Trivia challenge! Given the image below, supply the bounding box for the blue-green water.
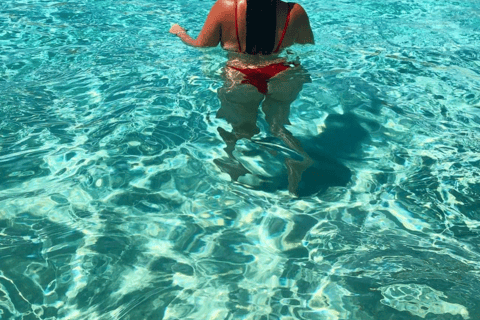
[1,0,480,319]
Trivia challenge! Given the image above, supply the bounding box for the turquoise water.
[1,0,480,319]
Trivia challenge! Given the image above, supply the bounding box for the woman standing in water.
[170,0,315,195]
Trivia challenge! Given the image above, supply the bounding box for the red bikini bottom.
[229,63,291,95]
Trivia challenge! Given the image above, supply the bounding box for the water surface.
[1,0,480,319]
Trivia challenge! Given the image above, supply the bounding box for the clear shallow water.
[1,0,480,319]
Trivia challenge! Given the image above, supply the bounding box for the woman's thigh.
[216,67,264,136]
[263,65,311,126]
[266,64,311,102]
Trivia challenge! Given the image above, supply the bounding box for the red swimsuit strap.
[273,3,293,53]
[235,0,242,53]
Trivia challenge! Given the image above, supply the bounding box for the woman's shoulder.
[284,2,310,30]
[213,0,236,10]
[287,2,308,18]
[286,2,314,44]
[205,0,237,21]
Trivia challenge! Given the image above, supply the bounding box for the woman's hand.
[169,24,186,36]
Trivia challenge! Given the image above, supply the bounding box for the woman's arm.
[170,0,223,47]
[294,4,314,44]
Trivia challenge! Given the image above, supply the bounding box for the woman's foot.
[214,158,250,182]
[285,156,314,196]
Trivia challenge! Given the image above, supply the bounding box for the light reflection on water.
[1,0,480,319]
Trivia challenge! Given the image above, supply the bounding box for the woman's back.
[233,0,291,54]
[222,0,313,53]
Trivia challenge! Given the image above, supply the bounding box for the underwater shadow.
[296,112,370,196]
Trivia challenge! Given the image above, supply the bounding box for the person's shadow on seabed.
[213,60,355,197]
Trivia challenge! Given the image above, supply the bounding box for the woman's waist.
[227,58,299,70]
[226,52,293,69]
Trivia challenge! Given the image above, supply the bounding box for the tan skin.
[170,0,315,195]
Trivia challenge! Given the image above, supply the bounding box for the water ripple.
[1,0,480,319]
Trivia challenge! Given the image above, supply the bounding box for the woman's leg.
[262,66,313,195]
[215,68,264,180]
